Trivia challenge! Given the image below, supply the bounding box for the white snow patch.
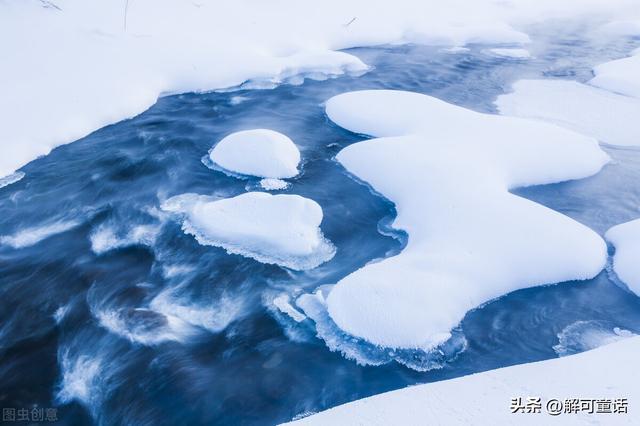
[0,219,81,249]
[496,79,640,146]
[485,47,531,58]
[209,129,300,179]
[284,337,640,425]
[591,49,640,99]
[161,192,335,270]
[260,178,290,191]
[606,218,640,295]
[321,89,607,351]
[4,0,640,178]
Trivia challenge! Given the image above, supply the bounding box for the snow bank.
[284,336,640,425]
[321,90,607,350]
[591,48,640,99]
[209,129,300,179]
[3,0,640,179]
[496,80,640,146]
[606,219,640,295]
[162,192,335,270]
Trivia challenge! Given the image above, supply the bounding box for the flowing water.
[1,30,640,425]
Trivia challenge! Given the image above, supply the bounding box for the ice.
[0,171,25,189]
[273,294,307,323]
[209,129,300,179]
[319,89,607,350]
[495,79,640,146]
[0,219,81,249]
[284,337,640,425]
[591,48,640,99]
[485,47,531,58]
[4,0,640,178]
[161,192,336,270]
[553,320,635,357]
[260,178,290,191]
[606,218,640,295]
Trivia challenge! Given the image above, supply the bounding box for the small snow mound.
[161,192,335,270]
[260,178,289,191]
[606,218,640,295]
[553,320,635,357]
[209,129,301,179]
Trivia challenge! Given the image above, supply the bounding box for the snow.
[321,90,608,350]
[591,48,640,99]
[485,48,531,58]
[284,336,640,425]
[260,178,290,191]
[273,294,307,323]
[552,320,635,357]
[89,223,160,254]
[161,192,335,270]
[496,80,640,146]
[606,219,640,295]
[3,0,640,179]
[209,129,300,179]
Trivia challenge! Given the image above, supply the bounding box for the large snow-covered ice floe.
[315,89,608,351]
[4,0,640,179]
[606,218,640,295]
[208,129,301,179]
[591,47,640,99]
[161,192,335,270]
[284,336,640,425]
[495,79,640,146]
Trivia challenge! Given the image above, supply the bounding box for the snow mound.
[4,0,640,178]
[485,47,531,58]
[592,49,640,99]
[320,89,607,351]
[161,192,335,270]
[606,218,640,295]
[284,336,640,425]
[553,320,635,357]
[209,129,301,179]
[496,79,640,146]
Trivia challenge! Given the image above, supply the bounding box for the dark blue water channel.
[1,33,640,425]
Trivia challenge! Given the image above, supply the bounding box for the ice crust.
[209,129,301,179]
[606,218,640,296]
[161,192,335,270]
[3,0,640,178]
[321,89,608,350]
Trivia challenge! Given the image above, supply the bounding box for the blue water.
[2,34,640,425]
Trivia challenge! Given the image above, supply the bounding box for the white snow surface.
[323,90,608,350]
[284,336,640,425]
[161,192,335,270]
[3,0,640,178]
[606,218,640,295]
[496,79,640,146]
[592,48,640,99]
[209,129,300,179]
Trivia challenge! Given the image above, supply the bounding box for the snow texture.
[284,336,640,425]
[3,0,640,178]
[592,48,640,99]
[495,79,640,146]
[322,90,608,350]
[161,192,335,270]
[209,129,301,179]
[606,218,640,296]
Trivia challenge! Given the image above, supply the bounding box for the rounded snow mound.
[162,192,335,271]
[209,129,301,179]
